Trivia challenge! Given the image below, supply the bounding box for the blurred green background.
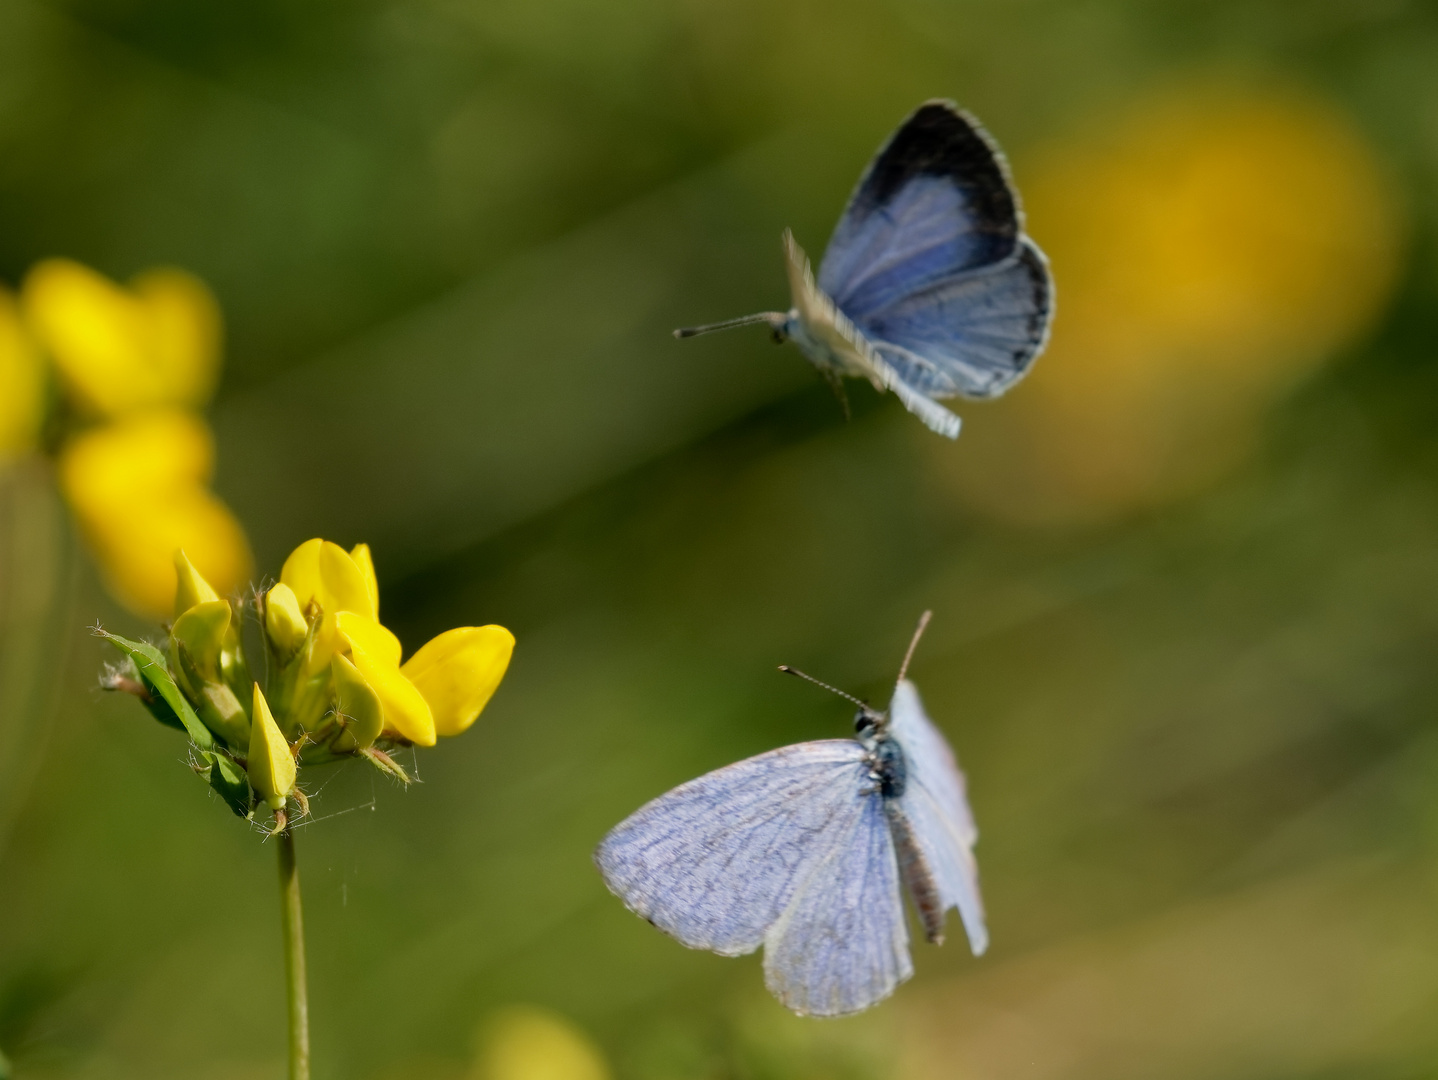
[4,0,1438,1077]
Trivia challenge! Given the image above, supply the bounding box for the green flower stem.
[277,824,310,1080]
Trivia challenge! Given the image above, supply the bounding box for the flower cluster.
[0,259,249,616]
[102,540,514,829]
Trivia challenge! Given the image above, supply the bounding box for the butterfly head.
[853,704,888,742]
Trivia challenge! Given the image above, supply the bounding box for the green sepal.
[98,629,217,751]
[199,751,252,818]
[173,640,252,750]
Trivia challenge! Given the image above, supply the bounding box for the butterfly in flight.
[675,100,1053,439]
[593,612,985,1017]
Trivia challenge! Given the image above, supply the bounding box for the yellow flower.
[271,537,514,748]
[21,259,220,417]
[0,288,45,462]
[58,410,251,616]
[6,257,249,618]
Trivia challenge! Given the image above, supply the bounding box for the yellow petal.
[249,683,296,810]
[0,288,45,461]
[348,641,435,746]
[350,542,379,619]
[303,611,342,679]
[335,611,402,668]
[58,411,251,617]
[280,538,375,619]
[174,548,221,615]
[402,625,514,738]
[264,582,309,658]
[318,540,374,618]
[279,538,322,606]
[131,267,221,407]
[330,654,383,752]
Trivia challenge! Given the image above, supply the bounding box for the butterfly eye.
[853,709,876,736]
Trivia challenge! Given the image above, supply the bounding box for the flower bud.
[169,599,251,748]
[330,654,383,751]
[174,548,220,616]
[171,598,229,682]
[264,582,308,659]
[248,684,296,811]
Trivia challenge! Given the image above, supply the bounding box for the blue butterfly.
[676,100,1053,438]
[594,613,986,1017]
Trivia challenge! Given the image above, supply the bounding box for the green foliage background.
[4,0,1438,1077]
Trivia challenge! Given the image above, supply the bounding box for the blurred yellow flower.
[22,258,220,417]
[474,1006,610,1080]
[58,410,251,616]
[2,257,248,617]
[0,288,45,462]
[935,81,1403,523]
[272,537,514,747]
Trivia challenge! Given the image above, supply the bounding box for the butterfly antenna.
[673,312,787,339]
[896,610,932,684]
[778,666,869,709]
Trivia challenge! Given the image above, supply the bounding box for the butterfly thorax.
[856,709,907,799]
[779,310,861,379]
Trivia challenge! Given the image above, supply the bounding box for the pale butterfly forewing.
[594,740,875,956]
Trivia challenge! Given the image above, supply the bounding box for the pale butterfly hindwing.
[762,791,912,1016]
[887,679,988,954]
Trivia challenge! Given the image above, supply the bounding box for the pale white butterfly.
[594,613,986,1017]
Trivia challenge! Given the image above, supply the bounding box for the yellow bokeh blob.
[0,288,45,461]
[58,409,251,616]
[473,1006,610,1080]
[936,82,1403,523]
[22,259,220,418]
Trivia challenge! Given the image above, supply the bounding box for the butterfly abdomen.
[885,801,946,945]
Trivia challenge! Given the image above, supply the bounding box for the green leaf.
[97,629,216,752]
[199,751,252,818]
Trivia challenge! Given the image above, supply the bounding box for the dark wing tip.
[851,100,1021,255]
